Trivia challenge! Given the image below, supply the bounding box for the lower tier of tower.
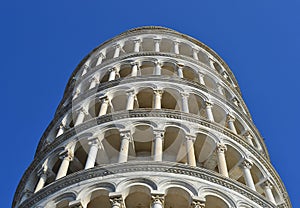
[18,162,276,208]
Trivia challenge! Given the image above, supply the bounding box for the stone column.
[205,101,214,122]
[113,44,121,58]
[232,97,239,106]
[73,88,80,100]
[126,90,136,110]
[98,97,110,116]
[241,159,256,191]
[154,61,162,75]
[134,39,141,52]
[176,63,184,78]
[186,135,196,167]
[153,130,164,161]
[174,41,180,54]
[153,89,163,109]
[118,131,131,163]
[208,58,215,70]
[55,150,73,180]
[108,67,117,81]
[216,143,229,177]
[227,114,237,134]
[198,73,205,85]
[110,195,123,208]
[89,75,100,89]
[192,48,199,60]
[34,168,48,193]
[181,92,189,113]
[84,138,100,169]
[56,123,65,137]
[263,181,276,204]
[154,38,161,52]
[151,194,164,208]
[131,62,139,77]
[81,59,91,76]
[244,131,254,146]
[217,84,224,95]
[74,107,89,126]
[96,52,105,66]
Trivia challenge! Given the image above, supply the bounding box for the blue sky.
[1,1,299,207]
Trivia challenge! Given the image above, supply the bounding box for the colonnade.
[33,130,276,204]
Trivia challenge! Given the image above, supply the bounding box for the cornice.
[14,110,289,207]
[16,162,277,208]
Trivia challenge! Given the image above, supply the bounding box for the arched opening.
[124,185,151,208]
[205,195,229,208]
[194,133,216,169]
[140,61,155,76]
[100,129,121,164]
[198,50,209,65]
[119,63,132,78]
[131,125,154,160]
[188,94,205,117]
[203,75,217,91]
[183,66,198,82]
[110,91,127,112]
[180,42,192,57]
[163,127,186,163]
[211,104,227,125]
[87,189,110,208]
[226,145,243,182]
[56,200,69,208]
[164,187,191,208]
[142,38,155,51]
[88,99,101,118]
[68,141,88,174]
[234,119,246,135]
[160,38,173,53]
[161,62,176,76]
[136,88,153,109]
[123,40,134,53]
[161,89,181,110]
[99,69,110,83]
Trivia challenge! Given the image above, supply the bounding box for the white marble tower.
[13,26,291,208]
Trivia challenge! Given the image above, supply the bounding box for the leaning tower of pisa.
[13,26,291,208]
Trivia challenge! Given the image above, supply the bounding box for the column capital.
[192,47,199,52]
[151,193,164,205]
[180,92,190,98]
[96,51,105,58]
[227,114,236,122]
[98,96,109,103]
[153,38,162,42]
[130,61,139,66]
[153,89,164,96]
[109,194,124,207]
[37,166,48,178]
[69,200,83,208]
[59,150,73,161]
[241,159,253,169]
[113,44,121,49]
[244,131,253,139]
[153,130,165,139]
[109,67,118,72]
[204,100,213,108]
[126,89,136,96]
[89,76,100,84]
[154,60,162,66]
[133,38,141,43]
[262,180,273,189]
[78,107,89,116]
[217,142,227,153]
[186,135,196,142]
[176,62,185,68]
[87,137,100,146]
[120,131,131,141]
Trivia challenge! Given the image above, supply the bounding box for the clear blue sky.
[1,1,299,207]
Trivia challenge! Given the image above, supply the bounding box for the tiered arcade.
[13,26,291,208]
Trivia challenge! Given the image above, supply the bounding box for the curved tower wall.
[13,26,291,208]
